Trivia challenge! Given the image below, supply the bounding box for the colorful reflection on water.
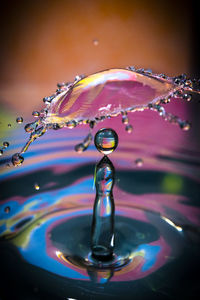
[0,97,200,298]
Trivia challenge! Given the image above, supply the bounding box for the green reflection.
[162,174,183,194]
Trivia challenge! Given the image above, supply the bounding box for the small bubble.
[125,124,133,133]
[94,128,118,155]
[32,111,40,117]
[34,183,40,190]
[4,206,10,213]
[135,158,143,167]
[0,149,3,156]
[8,123,11,128]
[183,93,192,102]
[3,141,9,148]
[12,153,24,167]
[93,39,99,46]
[16,117,23,124]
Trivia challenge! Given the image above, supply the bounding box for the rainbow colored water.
[0,67,200,299]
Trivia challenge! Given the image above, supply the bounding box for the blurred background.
[0,0,199,117]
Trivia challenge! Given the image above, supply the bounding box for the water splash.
[10,67,200,166]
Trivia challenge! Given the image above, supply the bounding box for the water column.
[91,128,118,260]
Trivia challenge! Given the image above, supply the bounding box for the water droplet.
[11,153,24,167]
[3,141,9,148]
[74,143,85,153]
[93,39,99,46]
[75,133,93,153]
[0,150,3,156]
[34,183,40,190]
[16,117,23,124]
[180,121,191,131]
[135,158,143,167]
[4,206,10,213]
[94,128,118,155]
[66,120,77,129]
[125,124,133,133]
[89,120,96,129]
[183,94,192,102]
[57,82,65,88]
[24,121,37,133]
[122,115,129,124]
[8,123,11,128]
[74,75,85,82]
[52,123,61,130]
[32,111,40,117]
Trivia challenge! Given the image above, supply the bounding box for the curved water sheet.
[45,68,177,124]
[9,67,200,165]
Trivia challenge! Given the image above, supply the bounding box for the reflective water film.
[0,67,200,299]
[6,67,200,166]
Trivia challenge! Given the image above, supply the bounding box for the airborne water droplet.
[4,206,10,213]
[66,120,77,129]
[25,122,37,133]
[32,111,40,117]
[135,158,143,167]
[74,143,85,153]
[94,128,118,155]
[122,115,129,124]
[3,141,9,148]
[125,124,133,133]
[34,183,40,190]
[16,117,23,124]
[11,153,24,166]
[183,93,192,102]
[180,121,191,131]
[93,39,99,46]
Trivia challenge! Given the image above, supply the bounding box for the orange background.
[0,0,198,117]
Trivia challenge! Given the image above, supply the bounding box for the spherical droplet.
[66,120,77,129]
[93,39,99,46]
[125,124,133,133]
[3,141,9,148]
[4,206,10,213]
[0,149,3,156]
[34,183,40,190]
[24,122,36,133]
[32,111,40,117]
[180,121,190,131]
[183,93,192,102]
[94,128,118,155]
[16,117,23,124]
[135,158,143,167]
[122,115,129,124]
[74,143,85,153]
[57,82,65,88]
[11,153,24,167]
